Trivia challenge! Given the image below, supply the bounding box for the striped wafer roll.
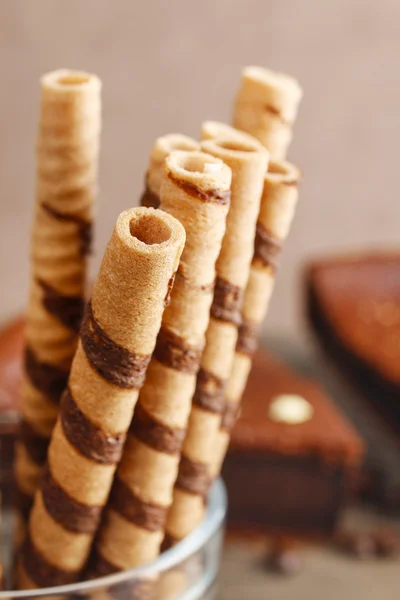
[164,136,269,545]
[15,70,101,524]
[140,134,199,209]
[211,159,301,478]
[88,151,231,573]
[17,207,185,589]
[233,66,302,159]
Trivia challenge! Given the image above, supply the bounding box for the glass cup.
[0,444,226,600]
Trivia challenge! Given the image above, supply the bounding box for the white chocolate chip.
[268,394,314,425]
[204,161,222,173]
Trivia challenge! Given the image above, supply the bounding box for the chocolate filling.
[22,533,79,587]
[20,419,49,464]
[109,475,167,531]
[192,368,226,414]
[129,403,185,455]
[25,345,69,404]
[42,202,92,256]
[221,401,241,432]
[168,173,231,205]
[153,327,203,374]
[164,272,176,307]
[175,454,211,497]
[236,318,260,356]
[81,300,151,389]
[60,387,126,464]
[37,278,85,333]
[253,223,282,270]
[211,276,243,326]
[41,466,102,534]
[139,184,160,209]
[86,548,120,577]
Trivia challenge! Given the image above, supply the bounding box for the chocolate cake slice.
[0,317,23,505]
[222,351,363,536]
[306,253,400,432]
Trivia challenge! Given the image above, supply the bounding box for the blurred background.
[1,0,399,340]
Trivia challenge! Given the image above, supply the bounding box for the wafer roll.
[15,70,102,519]
[201,121,258,145]
[140,134,199,209]
[211,159,301,478]
[17,207,185,589]
[88,152,231,573]
[165,136,269,545]
[233,66,302,159]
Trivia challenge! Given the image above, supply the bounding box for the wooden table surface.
[219,506,400,600]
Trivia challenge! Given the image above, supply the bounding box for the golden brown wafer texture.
[89,151,231,573]
[165,136,269,544]
[233,66,302,159]
[211,159,301,478]
[15,70,102,524]
[18,207,185,589]
[140,134,199,209]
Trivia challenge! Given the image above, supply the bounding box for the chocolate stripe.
[168,173,231,205]
[60,387,126,464]
[20,419,49,464]
[22,533,79,587]
[210,276,243,326]
[264,104,291,126]
[175,455,211,497]
[41,466,102,534]
[221,402,241,432]
[86,547,119,577]
[253,223,282,270]
[25,345,69,404]
[192,368,226,414]
[81,300,151,389]
[129,402,185,455]
[109,475,167,531]
[161,532,178,551]
[139,184,160,209]
[86,551,153,600]
[42,202,92,256]
[153,327,202,374]
[37,278,85,333]
[15,483,34,520]
[236,318,260,357]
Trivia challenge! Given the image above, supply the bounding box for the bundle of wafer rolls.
[10,64,302,593]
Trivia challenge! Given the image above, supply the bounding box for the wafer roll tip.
[165,150,232,194]
[40,69,102,93]
[242,66,303,104]
[115,206,186,258]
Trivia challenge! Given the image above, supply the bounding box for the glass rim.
[1,478,227,598]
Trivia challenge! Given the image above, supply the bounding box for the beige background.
[1,0,399,340]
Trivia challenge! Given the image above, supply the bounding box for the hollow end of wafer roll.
[200,121,259,145]
[241,66,302,116]
[151,134,200,165]
[201,135,268,162]
[41,69,102,94]
[117,207,184,256]
[267,159,301,184]
[165,150,232,195]
[145,134,200,201]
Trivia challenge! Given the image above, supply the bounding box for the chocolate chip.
[374,529,400,557]
[265,542,302,576]
[334,531,376,559]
